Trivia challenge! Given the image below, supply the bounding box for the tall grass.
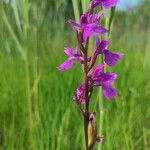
[0,0,150,150]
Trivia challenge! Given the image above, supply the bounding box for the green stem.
[72,0,80,22]
[98,7,116,150]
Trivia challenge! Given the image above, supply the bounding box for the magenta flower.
[95,37,123,66]
[90,64,118,99]
[92,0,118,9]
[68,13,107,41]
[57,47,83,71]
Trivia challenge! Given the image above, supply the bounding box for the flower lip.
[104,49,123,66]
[102,84,118,99]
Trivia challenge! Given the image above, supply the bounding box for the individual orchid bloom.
[90,64,118,99]
[74,85,86,104]
[57,47,83,71]
[68,13,107,41]
[92,0,118,9]
[95,37,123,66]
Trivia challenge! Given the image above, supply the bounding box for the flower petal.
[57,59,73,71]
[95,38,109,55]
[76,85,84,99]
[93,24,108,34]
[102,0,118,9]
[98,72,117,84]
[91,64,104,77]
[102,84,117,99]
[91,72,117,87]
[104,50,123,66]
[80,14,88,27]
[68,56,84,62]
[89,10,103,23]
[83,24,108,41]
[64,47,78,57]
[92,0,102,8]
[92,0,118,8]
[68,19,82,31]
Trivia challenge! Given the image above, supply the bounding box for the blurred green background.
[0,0,150,149]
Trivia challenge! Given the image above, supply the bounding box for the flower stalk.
[57,0,123,149]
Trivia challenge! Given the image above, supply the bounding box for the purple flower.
[90,64,118,99]
[68,13,107,41]
[57,47,83,71]
[74,85,86,104]
[95,37,123,66]
[92,0,118,9]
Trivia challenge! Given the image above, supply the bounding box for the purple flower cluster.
[57,0,122,148]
